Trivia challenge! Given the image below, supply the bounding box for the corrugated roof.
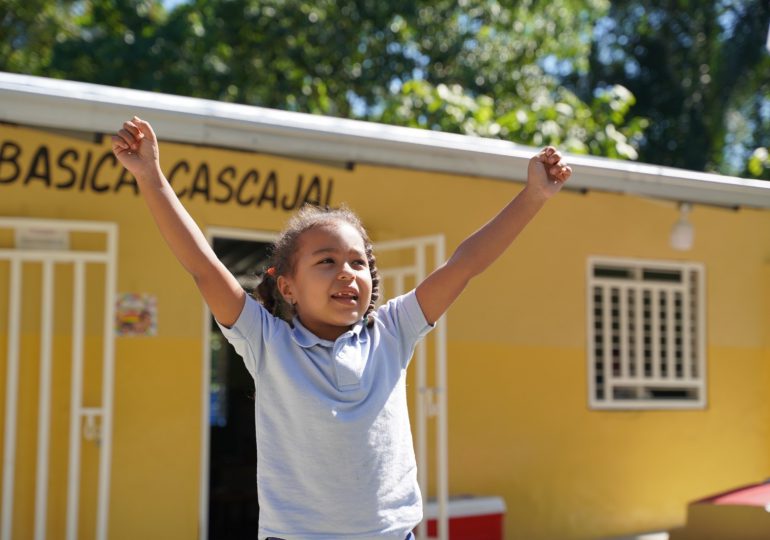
[2,71,770,210]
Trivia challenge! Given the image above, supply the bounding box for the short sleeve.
[374,289,435,367]
[215,294,272,378]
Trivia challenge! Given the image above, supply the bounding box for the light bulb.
[670,203,694,251]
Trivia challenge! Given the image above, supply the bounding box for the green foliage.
[376,78,646,159]
[747,148,770,180]
[0,0,80,73]
[582,0,770,175]
[47,0,168,89]
[368,0,649,158]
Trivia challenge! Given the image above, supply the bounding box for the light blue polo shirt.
[217,289,434,540]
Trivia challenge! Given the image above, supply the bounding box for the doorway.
[203,229,274,540]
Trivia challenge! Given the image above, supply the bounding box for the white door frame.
[375,235,448,540]
[0,217,117,540]
[198,229,448,540]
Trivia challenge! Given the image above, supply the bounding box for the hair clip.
[266,267,276,277]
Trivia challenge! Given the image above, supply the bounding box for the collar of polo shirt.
[289,316,367,348]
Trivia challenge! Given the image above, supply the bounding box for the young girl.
[112,117,571,540]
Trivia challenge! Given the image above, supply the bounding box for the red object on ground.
[695,481,770,507]
[422,496,505,540]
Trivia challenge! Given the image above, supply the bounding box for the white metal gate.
[375,235,448,540]
[0,218,117,540]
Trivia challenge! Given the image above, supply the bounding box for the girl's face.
[277,221,373,341]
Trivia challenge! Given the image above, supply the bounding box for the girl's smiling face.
[277,221,373,341]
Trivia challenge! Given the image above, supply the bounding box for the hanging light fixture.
[670,202,694,251]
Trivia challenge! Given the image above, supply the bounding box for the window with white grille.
[587,257,706,409]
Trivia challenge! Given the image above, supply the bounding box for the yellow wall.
[1,123,769,540]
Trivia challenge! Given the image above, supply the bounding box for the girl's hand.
[527,146,572,200]
[111,116,161,179]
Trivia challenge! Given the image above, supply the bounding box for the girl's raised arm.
[415,147,571,325]
[112,117,245,327]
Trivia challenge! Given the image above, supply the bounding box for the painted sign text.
[0,140,334,210]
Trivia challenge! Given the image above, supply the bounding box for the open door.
[0,217,117,540]
[199,229,448,540]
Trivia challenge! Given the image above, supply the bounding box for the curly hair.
[255,205,380,326]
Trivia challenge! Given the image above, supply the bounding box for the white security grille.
[0,217,117,540]
[587,257,706,409]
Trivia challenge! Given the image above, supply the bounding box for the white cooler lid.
[423,496,506,519]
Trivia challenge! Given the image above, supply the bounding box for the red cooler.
[422,496,505,540]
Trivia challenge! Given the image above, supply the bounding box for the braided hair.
[255,205,380,326]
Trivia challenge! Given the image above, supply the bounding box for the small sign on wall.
[16,227,70,250]
[115,293,157,336]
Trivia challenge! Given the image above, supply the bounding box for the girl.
[112,116,571,540]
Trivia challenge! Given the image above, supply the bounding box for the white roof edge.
[2,71,770,210]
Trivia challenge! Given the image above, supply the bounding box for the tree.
[0,0,80,74]
[4,0,767,176]
[47,0,427,116]
[580,0,770,175]
[370,0,645,157]
[46,0,169,90]
[27,0,642,157]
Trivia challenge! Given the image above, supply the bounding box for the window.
[587,257,706,409]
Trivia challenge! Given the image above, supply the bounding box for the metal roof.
[2,71,770,210]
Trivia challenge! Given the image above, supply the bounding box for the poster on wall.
[115,293,157,336]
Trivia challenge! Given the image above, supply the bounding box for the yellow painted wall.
[1,123,769,540]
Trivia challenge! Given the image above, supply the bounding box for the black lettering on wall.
[115,167,139,195]
[0,141,21,184]
[236,170,257,206]
[190,163,211,201]
[281,174,302,210]
[215,166,236,203]
[78,151,93,191]
[324,178,333,207]
[23,146,52,187]
[168,160,190,198]
[302,176,323,206]
[257,171,278,208]
[56,149,79,189]
[90,152,116,193]
[1,137,335,211]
